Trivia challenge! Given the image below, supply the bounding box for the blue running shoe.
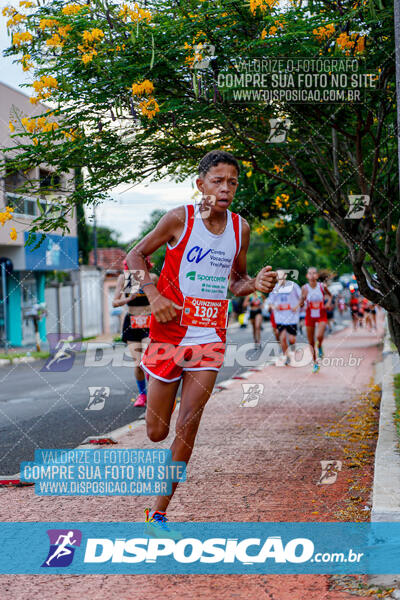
[317,344,324,359]
[312,362,320,373]
[144,508,183,540]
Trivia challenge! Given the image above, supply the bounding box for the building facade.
[0,82,79,347]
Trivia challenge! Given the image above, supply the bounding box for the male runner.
[126,150,277,532]
[268,269,301,365]
[298,267,332,373]
[112,257,158,407]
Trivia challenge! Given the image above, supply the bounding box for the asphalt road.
[0,315,349,475]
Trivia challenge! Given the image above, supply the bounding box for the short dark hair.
[198,150,240,178]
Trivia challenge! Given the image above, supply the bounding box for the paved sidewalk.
[0,316,388,599]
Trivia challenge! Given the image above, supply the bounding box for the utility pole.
[93,206,98,267]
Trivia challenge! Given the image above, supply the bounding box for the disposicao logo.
[84,536,314,564]
[42,529,82,567]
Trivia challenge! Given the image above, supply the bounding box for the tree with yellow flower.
[2,0,400,349]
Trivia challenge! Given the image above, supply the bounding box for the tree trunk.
[388,312,400,354]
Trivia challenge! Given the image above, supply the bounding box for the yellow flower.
[62,4,83,15]
[139,97,159,119]
[46,33,63,47]
[29,96,39,104]
[10,227,17,241]
[0,207,14,226]
[58,25,71,38]
[62,128,78,141]
[6,12,26,27]
[249,0,278,14]
[131,79,155,96]
[33,137,39,145]
[392,225,397,232]
[9,121,15,132]
[19,1,34,7]
[356,36,365,53]
[269,25,278,35]
[82,28,104,43]
[12,31,33,46]
[39,18,59,30]
[261,28,267,39]
[82,53,94,64]
[119,3,151,22]
[246,170,252,177]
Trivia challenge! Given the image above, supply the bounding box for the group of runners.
[244,267,333,373]
[110,149,377,536]
[349,292,378,331]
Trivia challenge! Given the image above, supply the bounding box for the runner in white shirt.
[268,270,301,365]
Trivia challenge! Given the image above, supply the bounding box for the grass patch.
[0,350,50,361]
[393,374,400,448]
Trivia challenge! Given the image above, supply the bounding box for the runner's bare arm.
[229,219,277,296]
[323,284,333,309]
[126,207,186,323]
[297,285,308,309]
[243,295,250,309]
[112,274,135,307]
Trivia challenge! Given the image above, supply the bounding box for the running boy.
[126,150,277,530]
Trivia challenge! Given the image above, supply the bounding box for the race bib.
[180,296,229,328]
[130,315,151,329]
[277,303,291,311]
[310,301,321,318]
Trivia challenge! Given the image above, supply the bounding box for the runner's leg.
[127,340,148,404]
[254,312,262,344]
[250,317,257,343]
[146,376,181,442]
[151,369,218,513]
[306,324,316,362]
[316,321,327,351]
[279,328,288,354]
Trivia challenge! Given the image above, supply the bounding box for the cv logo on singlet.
[186,246,211,263]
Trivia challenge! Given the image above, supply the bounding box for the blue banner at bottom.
[1,522,400,574]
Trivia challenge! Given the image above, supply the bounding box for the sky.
[0,3,193,241]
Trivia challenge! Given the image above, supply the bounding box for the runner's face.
[196,163,239,213]
[307,268,318,283]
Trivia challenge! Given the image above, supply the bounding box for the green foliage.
[2,0,399,313]
[126,208,167,275]
[87,224,121,249]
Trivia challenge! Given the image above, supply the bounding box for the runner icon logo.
[42,529,82,568]
[317,460,342,485]
[41,333,82,372]
[240,383,264,407]
[192,43,215,70]
[86,386,110,410]
[345,195,370,219]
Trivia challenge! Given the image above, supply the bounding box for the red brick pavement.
[0,316,389,599]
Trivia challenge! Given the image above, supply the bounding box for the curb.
[371,318,400,522]
[368,317,400,590]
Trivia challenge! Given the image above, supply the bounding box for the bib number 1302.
[194,304,218,319]
[180,296,229,328]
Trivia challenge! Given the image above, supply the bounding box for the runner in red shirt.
[349,292,360,331]
[126,150,277,533]
[298,267,332,373]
